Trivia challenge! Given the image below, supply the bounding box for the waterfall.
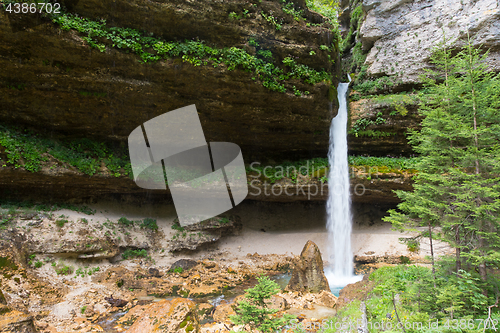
[325,77,362,294]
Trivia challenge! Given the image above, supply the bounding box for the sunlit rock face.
[360,0,500,83]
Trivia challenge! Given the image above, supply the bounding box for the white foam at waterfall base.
[325,77,363,296]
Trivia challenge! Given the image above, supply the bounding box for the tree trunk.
[428,222,437,288]
[455,226,461,273]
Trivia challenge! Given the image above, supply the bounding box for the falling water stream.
[325,77,363,295]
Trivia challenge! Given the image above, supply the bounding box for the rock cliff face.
[359,0,500,83]
[0,0,339,162]
[340,0,500,156]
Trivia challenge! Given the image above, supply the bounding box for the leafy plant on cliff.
[230,275,294,332]
[0,124,131,177]
[50,13,331,95]
[348,112,387,137]
[280,0,304,22]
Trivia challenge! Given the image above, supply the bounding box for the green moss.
[328,84,338,105]
[0,257,18,271]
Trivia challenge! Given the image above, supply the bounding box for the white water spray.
[325,77,362,293]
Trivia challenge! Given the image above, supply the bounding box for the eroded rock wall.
[360,0,500,83]
[0,0,339,162]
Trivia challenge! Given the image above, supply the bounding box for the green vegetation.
[80,306,87,314]
[280,0,304,21]
[261,12,282,31]
[50,13,331,95]
[140,218,158,231]
[349,111,387,137]
[122,249,149,260]
[352,75,402,96]
[231,275,294,332]
[0,124,131,177]
[171,266,184,274]
[0,200,95,216]
[55,264,73,275]
[340,4,363,53]
[247,156,419,184]
[171,223,185,232]
[384,36,500,307]
[55,219,68,228]
[367,265,496,328]
[118,217,136,227]
[321,264,499,332]
[74,266,100,278]
[305,0,339,31]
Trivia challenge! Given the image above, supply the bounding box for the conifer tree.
[384,34,500,284]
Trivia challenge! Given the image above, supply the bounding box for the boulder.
[127,298,196,333]
[314,290,338,308]
[212,302,236,323]
[104,296,128,308]
[169,259,198,272]
[285,241,330,293]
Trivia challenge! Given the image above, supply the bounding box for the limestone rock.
[104,296,128,308]
[285,241,330,293]
[359,0,500,83]
[169,217,241,252]
[314,290,338,308]
[265,295,288,311]
[127,298,196,333]
[212,302,236,323]
[0,311,36,333]
[169,259,198,272]
[196,303,214,322]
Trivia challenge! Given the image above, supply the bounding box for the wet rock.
[202,260,217,269]
[266,295,288,311]
[116,304,150,330]
[196,303,214,322]
[148,267,161,278]
[285,240,330,293]
[104,296,128,308]
[212,302,235,323]
[169,259,198,272]
[314,290,338,308]
[0,310,36,333]
[127,298,196,333]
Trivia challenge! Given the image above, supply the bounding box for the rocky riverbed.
[0,201,448,332]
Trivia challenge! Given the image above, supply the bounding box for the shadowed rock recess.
[0,0,339,162]
[0,0,357,203]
